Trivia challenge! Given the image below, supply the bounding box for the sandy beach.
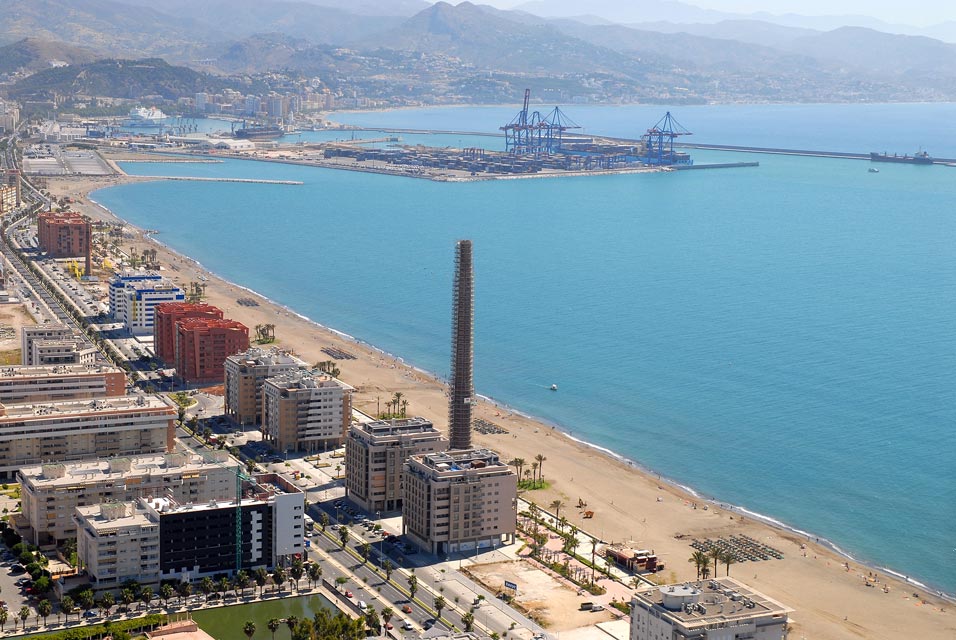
[45,165,956,640]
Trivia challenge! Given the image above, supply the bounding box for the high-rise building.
[154,302,224,364]
[261,370,354,453]
[346,417,447,513]
[0,395,176,478]
[0,362,125,405]
[19,451,238,545]
[37,211,92,275]
[173,317,249,385]
[449,239,474,450]
[224,347,308,425]
[109,271,185,335]
[402,449,517,555]
[629,579,792,640]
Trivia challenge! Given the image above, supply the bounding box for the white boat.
[126,106,168,126]
[550,384,558,391]
[868,168,879,173]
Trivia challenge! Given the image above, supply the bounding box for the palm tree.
[243,620,257,640]
[360,541,372,564]
[307,562,323,588]
[18,606,29,631]
[272,567,286,593]
[285,615,299,638]
[0,608,8,631]
[320,512,330,532]
[37,600,52,627]
[590,538,599,585]
[255,568,269,597]
[513,458,525,479]
[433,596,446,623]
[710,548,722,581]
[338,525,350,548]
[382,559,394,582]
[100,592,116,616]
[531,462,539,487]
[268,618,281,640]
[689,550,708,580]
[121,588,135,613]
[177,580,192,605]
[407,572,418,601]
[290,559,305,592]
[392,392,403,416]
[700,555,712,580]
[381,607,393,635]
[400,399,408,417]
[535,454,547,483]
[236,570,251,598]
[218,576,232,600]
[550,500,565,519]
[160,583,175,608]
[140,586,154,610]
[59,596,74,623]
[721,550,736,576]
[200,576,215,601]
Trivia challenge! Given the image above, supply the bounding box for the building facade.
[0,363,124,405]
[37,211,92,274]
[21,325,74,365]
[29,339,98,366]
[0,395,176,478]
[19,451,238,545]
[74,473,304,590]
[629,579,792,640]
[224,348,306,426]
[346,417,447,513]
[153,302,223,364]
[261,371,353,453]
[171,318,248,385]
[402,449,517,555]
[109,271,186,335]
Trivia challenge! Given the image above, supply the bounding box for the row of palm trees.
[379,392,409,419]
[508,453,547,488]
[243,608,367,640]
[688,548,736,580]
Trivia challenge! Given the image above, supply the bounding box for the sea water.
[93,103,956,594]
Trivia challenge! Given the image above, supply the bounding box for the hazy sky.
[460,0,956,26]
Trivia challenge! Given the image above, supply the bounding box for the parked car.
[423,619,435,630]
[402,621,414,631]
[344,591,353,598]
[83,610,99,618]
[401,605,413,614]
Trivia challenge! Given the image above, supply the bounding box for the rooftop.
[633,578,793,629]
[267,369,354,392]
[227,346,307,369]
[0,394,174,418]
[358,416,441,437]
[19,451,235,487]
[75,503,155,531]
[414,448,510,473]
[0,363,121,379]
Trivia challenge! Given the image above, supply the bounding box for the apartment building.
[0,363,124,405]
[402,448,517,555]
[345,417,447,513]
[37,211,92,274]
[629,579,792,640]
[19,451,238,545]
[74,473,304,590]
[29,340,98,366]
[21,324,73,365]
[224,347,307,426]
[173,317,249,385]
[0,395,176,478]
[153,302,223,364]
[108,271,185,335]
[261,370,353,453]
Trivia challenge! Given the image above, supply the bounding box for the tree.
[722,550,736,576]
[121,588,136,613]
[530,462,539,487]
[380,606,393,634]
[462,611,475,632]
[161,583,175,608]
[335,576,348,592]
[550,500,565,519]
[392,392,403,417]
[79,589,96,615]
[407,572,418,601]
[99,592,115,616]
[0,608,7,631]
[177,580,192,605]
[383,559,394,582]
[236,570,251,597]
[535,454,547,484]
[272,567,286,593]
[364,607,380,636]
[285,615,299,638]
[199,576,215,601]
[433,595,446,623]
[338,525,349,548]
[18,606,29,631]
[307,562,322,588]
[290,558,305,592]
[243,620,257,640]
[268,617,281,640]
[360,541,372,564]
[60,596,75,622]
[37,600,52,627]
[319,512,330,532]
[688,550,707,580]
[218,576,232,600]
[590,539,599,585]
[710,548,722,581]
[140,586,154,610]
[255,568,269,596]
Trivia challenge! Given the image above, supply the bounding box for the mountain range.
[1,0,956,102]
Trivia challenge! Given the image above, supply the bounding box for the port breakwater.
[678,143,956,164]
[135,175,303,185]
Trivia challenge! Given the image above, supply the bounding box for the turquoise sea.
[94,103,956,595]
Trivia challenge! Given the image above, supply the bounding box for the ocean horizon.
[93,102,956,595]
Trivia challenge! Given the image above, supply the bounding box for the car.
[401,605,413,614]
[402,621,414,631]
[83,610,99,618]
[344,591,353,598]
[423,620,435,630]
[9,565,25,575]
[385,623,393,630]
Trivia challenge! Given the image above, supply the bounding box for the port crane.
[501,89,580,156]
[641,112,692,165]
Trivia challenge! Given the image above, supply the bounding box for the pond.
[191,594,336,640]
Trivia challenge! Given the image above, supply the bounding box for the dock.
[134,176,303,185]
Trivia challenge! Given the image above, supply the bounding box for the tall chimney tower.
[448,239,474,451]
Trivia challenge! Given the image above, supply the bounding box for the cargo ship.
[869,151,933,165]
[234,125,284,140]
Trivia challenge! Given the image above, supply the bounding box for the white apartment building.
[21,324,74,365]
[262,370,354,453]
[402,448,517,555]
[630,579,793,640]
[108,271,185,335]
[29,340,99,366]
[0,363,125,405]
[74,502,161,591]
[224,347,307,426]
[0,395,176,478]
[346,417,448,513]
[19,451,238,545]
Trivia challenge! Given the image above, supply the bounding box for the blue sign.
[504,581,517,590]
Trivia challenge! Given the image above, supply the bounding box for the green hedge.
[16,614,167,640]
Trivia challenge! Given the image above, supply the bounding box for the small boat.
[868,168,879,173]
[550,384,558,391]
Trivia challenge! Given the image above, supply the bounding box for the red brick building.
[37,211,92,275]
[154,303,224,364]
[174,318,249,385]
